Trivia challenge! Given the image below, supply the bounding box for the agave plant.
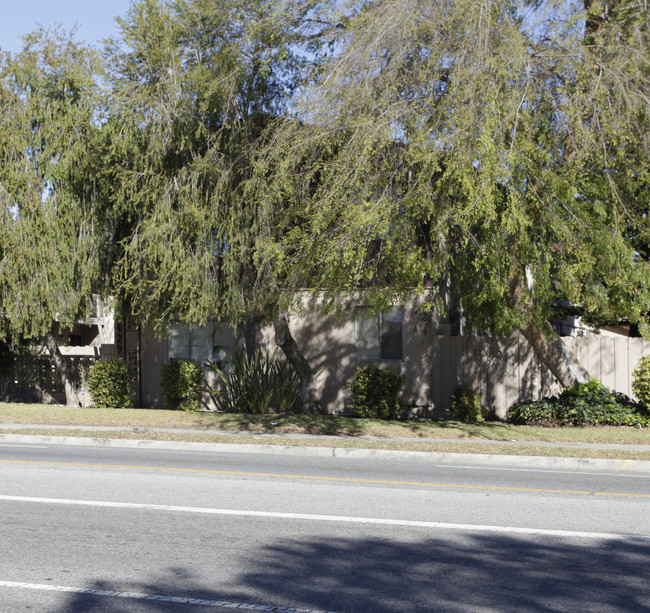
[206,347,297,414]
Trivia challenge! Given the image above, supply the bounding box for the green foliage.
[632,356,650,408]
[102,0,327,330]
[160,360,203,411]
[254,0,650,376]
[206,347,298,414]
[345,365,403,420]
[447,385,486,423]
[508,379,649,427]
[87,358,132,408]
[0,28,103,338]
[0,28,104,406]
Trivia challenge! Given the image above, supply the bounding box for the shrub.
[206,348,298,414]
[87,358,131,408]
[632,356,650,408]
[160,360,203,411]
[345,365,403,420]
[508,379,649,427]
[447,385,485,423]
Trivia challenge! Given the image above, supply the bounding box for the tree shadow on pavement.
[55,532,650,612]
[238,533,650,612]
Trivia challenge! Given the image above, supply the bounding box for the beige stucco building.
[136,295,436,415]
[9,295,647,416]
[126,297,650,418]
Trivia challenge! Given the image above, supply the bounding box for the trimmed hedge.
[632,356,650,409]
[87,358,131,408]
[346,365,403,420]
[161,360,203,411]
[447,385,486,423]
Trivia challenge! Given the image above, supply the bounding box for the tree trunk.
[520,320,591,389]
[521,0,619,390]
[509,270,590,389]
[43,332,82,407]
[273,310,322,414]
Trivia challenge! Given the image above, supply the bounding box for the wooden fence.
[429,333,650,418]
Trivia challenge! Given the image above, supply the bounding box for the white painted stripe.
[1,494,648,542]
[0,580,337,612]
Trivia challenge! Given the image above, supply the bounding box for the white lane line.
[1,494,648,542]
[0,580,337,612]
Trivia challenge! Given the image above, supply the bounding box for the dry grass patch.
[1,427,650,461]
[0,402,649,446]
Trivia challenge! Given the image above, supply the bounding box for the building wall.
[136,305,650,416]
[258,309,358,413]
[256,296,438,414]
[140,297,437,413]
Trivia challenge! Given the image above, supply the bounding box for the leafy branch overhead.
[254,0,650,385]
[0,0,649,408]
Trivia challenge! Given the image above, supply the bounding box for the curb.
[2,432,650,474]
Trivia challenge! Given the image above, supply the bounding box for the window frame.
[354,307,404,362]
[168,322,238,367]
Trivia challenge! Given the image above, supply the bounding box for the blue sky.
[1,1,135,54]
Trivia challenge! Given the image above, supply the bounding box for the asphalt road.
[1,442,649,612]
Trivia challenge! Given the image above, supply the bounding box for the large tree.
[254,0,650,388]
[0,29,104,405]
[102,0,335,412]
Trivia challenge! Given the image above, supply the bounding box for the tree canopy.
[99,0,336,411]
[0,29,103,337]
[1,0,649,403]
[0,28,105,404]
[253,0,650,385]
[102,0,333,329]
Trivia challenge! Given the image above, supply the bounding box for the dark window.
[355,307,404,361]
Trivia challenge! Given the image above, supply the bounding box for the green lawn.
[1,402,649,460]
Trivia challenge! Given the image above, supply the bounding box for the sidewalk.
[2,422,650,474]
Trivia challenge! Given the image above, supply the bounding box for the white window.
[355,307,404,361]
[168,322,237,367]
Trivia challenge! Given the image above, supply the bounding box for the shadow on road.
[56,532,650,612]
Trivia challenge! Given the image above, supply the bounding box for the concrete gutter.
[1,428,650,474]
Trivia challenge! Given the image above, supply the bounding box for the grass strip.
[2,427,650,461]
[0,402,649,452]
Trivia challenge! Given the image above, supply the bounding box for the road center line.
[0,580,337,612]
[1,459,649,498]
[1,494,648,542]
[442,464,650,479]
